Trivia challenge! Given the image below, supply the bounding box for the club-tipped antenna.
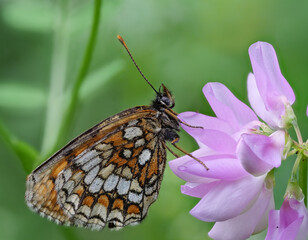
[117,35,159,95]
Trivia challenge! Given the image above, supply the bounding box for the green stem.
[39,0,103,163]
[41,0,70,158]
[292,123,307,206]
[291,153,302,181]
[287,148,298,158]
[294,123,303,145]
[299,156,307,206]
[55,0,102,150]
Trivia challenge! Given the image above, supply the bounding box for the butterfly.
[25,36,208,230]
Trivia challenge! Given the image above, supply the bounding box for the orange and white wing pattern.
[26,106,167,230]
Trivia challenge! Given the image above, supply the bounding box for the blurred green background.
[0,0,307,240]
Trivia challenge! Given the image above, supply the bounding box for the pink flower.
[248,42,295,129]
[169,82,283,239]
[266,196,308,240]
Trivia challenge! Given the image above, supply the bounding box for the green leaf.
[0,120,38,174]
[13,140,38,174]
[80,60,124,100]
[0,82,46,110]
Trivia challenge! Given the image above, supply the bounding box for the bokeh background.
[0,0,307,240]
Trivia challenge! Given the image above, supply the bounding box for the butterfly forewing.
[26,106,167,230]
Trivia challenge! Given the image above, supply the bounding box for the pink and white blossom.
[169,42,305,240]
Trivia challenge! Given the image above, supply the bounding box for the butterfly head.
[152,84,175,109]
[160,84,175,108]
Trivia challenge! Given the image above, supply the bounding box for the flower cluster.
[170,42,308,239]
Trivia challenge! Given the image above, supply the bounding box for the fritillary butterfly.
[25,36,207,230]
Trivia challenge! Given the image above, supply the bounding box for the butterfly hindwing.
[26,106,167,229]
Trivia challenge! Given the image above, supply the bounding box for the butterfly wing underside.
[26,106,167,230]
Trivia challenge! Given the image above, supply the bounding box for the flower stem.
[287,148,298,158]
[292,123,307,206]
[55,0,102,149]
[291,154,302,181]
[294,123,303,145]
[299,156,307,206]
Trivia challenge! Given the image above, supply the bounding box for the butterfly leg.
[171,143,209,171]
[163,143,180,158]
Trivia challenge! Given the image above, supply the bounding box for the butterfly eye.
[160,96,175,108]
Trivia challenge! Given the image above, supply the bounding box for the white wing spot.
[145,185,156,195]
[104,174,119,192]
[63,168,72,182]
[128,192,143,203]
[84,165,100,185]
[99,164,115,179]
[66,194,80,211]
[138,149,151,165]
[135,138,145,147]
[124,127,143,140]
[123,149,132,159]
[130,179,143,192]
[82,156,101,172]
[102,149,113,159]
[63,180,75,194]
[91,203,107,220]
[89,177,104,193]
[55,176,64,192]
[95,143,112,151]
[117,178,131,195]
[122,166,133,179]
[77,205,91,218]
[127,119,138,126]
[75,150,97,165]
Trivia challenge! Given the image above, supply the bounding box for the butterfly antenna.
[117,35,159,95]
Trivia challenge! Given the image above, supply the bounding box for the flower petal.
[178,155,248,180]
[208,181,274,240]
[196,129,237,154]
[237,130,284,176]
[248,42,295,112]
[178,112,237,150]
[181,181,218,198]
[190,175,266,222]
[179,111,235,135]
[169,148,214,183]
[247,73,281,128]
[203,82,258,130]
